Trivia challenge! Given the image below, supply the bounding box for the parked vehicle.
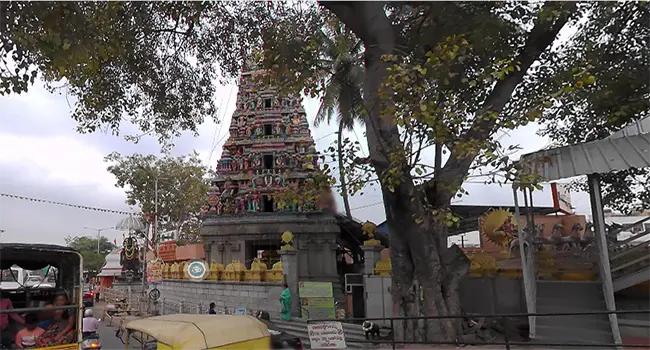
[24,275,56,289]
[83,285,95,307]
[119,314,271,349]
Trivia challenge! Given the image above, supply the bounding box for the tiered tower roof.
[201,64,320,216]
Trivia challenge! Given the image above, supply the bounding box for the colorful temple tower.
[201,63,320,216]
[199,61,346,297]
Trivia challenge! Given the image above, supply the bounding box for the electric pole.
[83,227,114,253]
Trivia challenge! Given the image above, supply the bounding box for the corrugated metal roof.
[519,133,650,182]
[609,116,650,139]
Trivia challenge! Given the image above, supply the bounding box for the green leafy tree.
[3,1,648,342]
[104,152,209,245]
[312,18,365,220]
[521,2,650,214]
[65,235,116,276]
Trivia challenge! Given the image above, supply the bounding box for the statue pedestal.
[278,249,300,317]
[361,245,384,275]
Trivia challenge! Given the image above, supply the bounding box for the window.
[263,154,274,169]
[262,195,274,212]
[264,99,272,108]
[264,124,273,136]
[1,269,18,282]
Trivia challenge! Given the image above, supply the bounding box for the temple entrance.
[247,241,281,267]
[261,195,274,212]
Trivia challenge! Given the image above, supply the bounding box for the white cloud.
[0,133,122,197]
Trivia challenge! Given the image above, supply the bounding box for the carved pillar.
[361,245,384,275]
[278,249,300,317]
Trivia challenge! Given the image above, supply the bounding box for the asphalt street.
[91,303,138,349]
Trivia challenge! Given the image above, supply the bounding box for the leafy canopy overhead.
[1,1,264,143]
[529,2,650,214]
[104,152,209,245]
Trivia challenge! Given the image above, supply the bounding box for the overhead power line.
[0,193,134,216]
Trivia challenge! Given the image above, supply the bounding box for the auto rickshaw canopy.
[124,314,270,349]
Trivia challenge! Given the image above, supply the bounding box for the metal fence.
[307,309,650,349]
[157,299,204,315]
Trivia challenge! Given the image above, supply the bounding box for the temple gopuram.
[153,60,371,320]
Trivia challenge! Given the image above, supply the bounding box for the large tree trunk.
[337,122,353,219]
[320,1,471,344]
[319,0,574,345]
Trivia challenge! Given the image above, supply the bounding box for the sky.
[0,78,593,246]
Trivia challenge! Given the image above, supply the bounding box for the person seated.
[1,297,25,347]
[15,313,44,349]
[35,293,75,347]
[82,309,99,338]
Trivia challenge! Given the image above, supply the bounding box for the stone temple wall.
[157,279,284,318]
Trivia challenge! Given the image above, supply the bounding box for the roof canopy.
[518,117,650,182]
[125,314,269,349]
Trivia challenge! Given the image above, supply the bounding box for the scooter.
[82,332,102,350]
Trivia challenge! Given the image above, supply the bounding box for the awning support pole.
[587,174,622,345]
[513,185,536,339]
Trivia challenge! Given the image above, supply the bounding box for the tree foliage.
[105,152,209,245]
[524,2,650,214]
[65,235,116,276]
[1,1,262,144]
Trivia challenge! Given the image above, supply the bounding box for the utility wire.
[0,193,135,216]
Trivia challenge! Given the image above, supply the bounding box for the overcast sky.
[0,78,593,246]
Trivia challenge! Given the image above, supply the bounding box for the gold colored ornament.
[479,209,517,253]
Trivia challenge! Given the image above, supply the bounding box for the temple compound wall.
[157,280,284,318]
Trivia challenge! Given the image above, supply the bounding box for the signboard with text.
[146,259,163,285]
[307,322,346,349]
[298,281,333,298]
[301,297,336,320]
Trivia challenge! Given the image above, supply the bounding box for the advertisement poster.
[298,281,333,298]
[146,259,163,285]
[301,297,336,319]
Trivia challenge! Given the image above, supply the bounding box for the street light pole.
[83,227,114,253]
[155,171,159,255]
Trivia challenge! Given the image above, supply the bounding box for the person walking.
[279,283,292,321]
[93,283,101,302]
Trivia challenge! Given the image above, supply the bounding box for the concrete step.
[536,297,607,312]
[534,280,615,347]
[535,313,612,331]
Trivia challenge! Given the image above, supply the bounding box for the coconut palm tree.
[313,24,365,220]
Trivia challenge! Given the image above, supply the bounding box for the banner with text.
[307,322,346,349]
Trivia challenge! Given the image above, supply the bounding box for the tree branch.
[424,2,578,205]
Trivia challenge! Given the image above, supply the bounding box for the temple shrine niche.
[199,60,364,305]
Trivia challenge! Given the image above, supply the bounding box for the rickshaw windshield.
[0,243,84,349]
[125,314,270,349]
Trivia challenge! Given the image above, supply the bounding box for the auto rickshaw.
[0,243,84,350]
[121,314,272,349]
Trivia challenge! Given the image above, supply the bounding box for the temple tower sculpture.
[200,61,341,292]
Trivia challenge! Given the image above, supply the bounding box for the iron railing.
[307,309,650,349]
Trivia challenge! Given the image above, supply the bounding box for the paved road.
[91,303,138,349]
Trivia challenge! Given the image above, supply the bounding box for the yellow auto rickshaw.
[121,314,272,349]
[0,243,84,350]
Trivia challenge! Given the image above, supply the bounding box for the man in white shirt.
[82,309,100,337]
